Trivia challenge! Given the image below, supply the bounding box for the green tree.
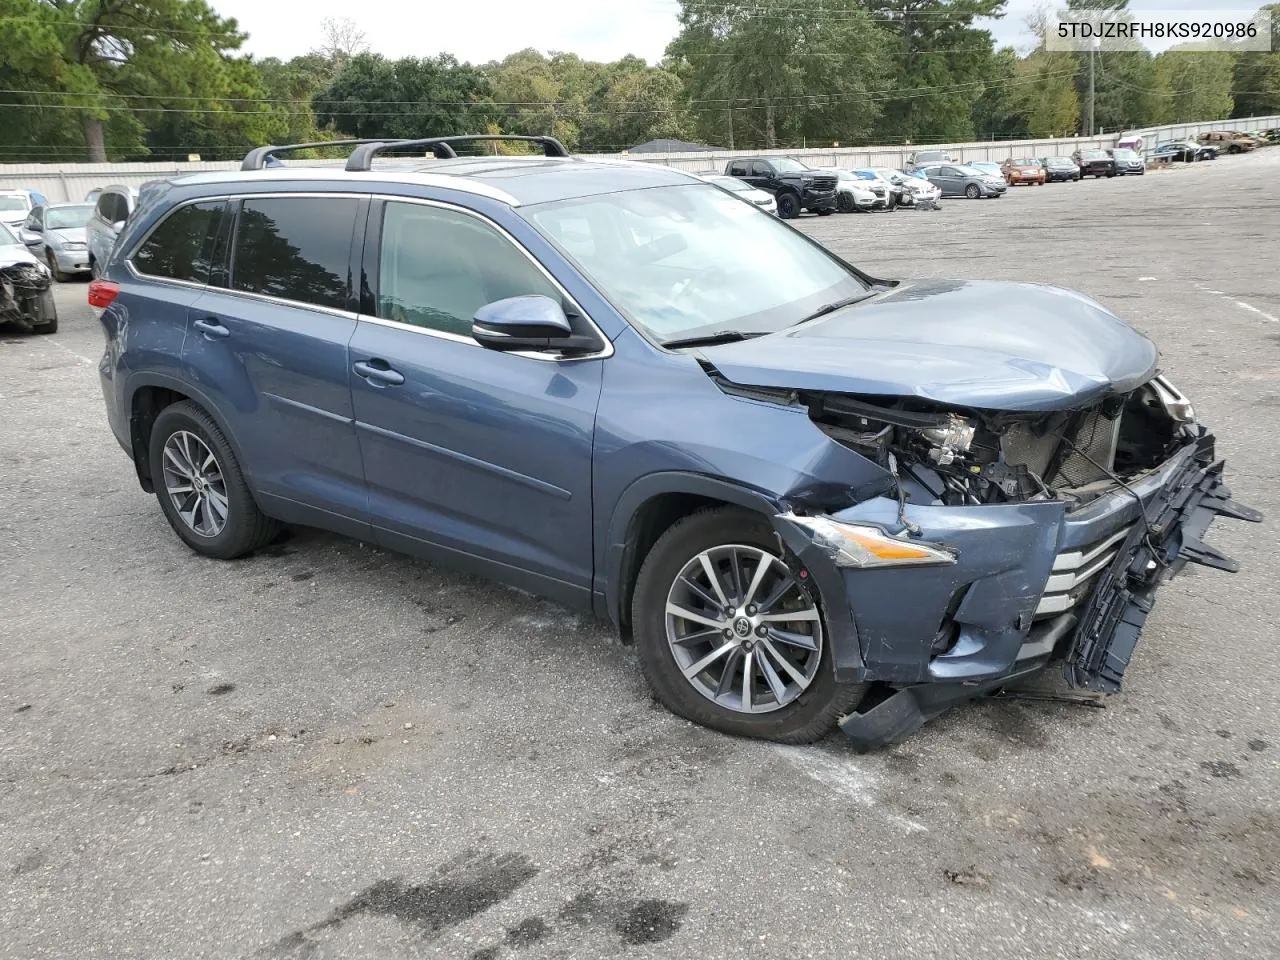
[313,53,496,141]
[1232,4,1280,118]
[0,0,267,161]
[667,0,892,149]
[865,0,1009,144]
[1152,49,1234,123]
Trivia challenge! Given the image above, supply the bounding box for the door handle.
[353,360,405,387]
[192,317,230,338]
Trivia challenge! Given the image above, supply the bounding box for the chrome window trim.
[360,194,613,362]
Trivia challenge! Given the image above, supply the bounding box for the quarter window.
[376,201,559,337]
[231,197,357,311]
[132,201,225,284]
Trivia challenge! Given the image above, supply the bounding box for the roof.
[627,138,726,154]
[166,156,700,207]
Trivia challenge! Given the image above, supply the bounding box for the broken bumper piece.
[774,429,1261,751]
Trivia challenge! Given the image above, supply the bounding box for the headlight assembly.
[784,513,956,568]
[1151,374,1196,423]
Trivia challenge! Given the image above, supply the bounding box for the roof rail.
[240,139,386,171]
[345,135,570,171]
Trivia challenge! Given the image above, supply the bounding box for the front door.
[348,198,603,603]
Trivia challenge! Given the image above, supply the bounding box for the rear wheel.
[148,401,280,559]
[776,192,800,219]
[632,507,867,743]
[836,192,855,213]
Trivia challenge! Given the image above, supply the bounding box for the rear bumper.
[773,428,1261,749]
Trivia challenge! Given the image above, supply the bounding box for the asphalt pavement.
[2,150,1278,960]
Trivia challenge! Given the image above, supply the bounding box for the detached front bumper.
[773,429,1261,749]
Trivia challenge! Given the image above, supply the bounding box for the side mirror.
[472,295,601,355]
[19,228,41,246]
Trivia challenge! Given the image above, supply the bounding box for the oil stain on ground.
[557,890,689,945]
[267,850,538,956]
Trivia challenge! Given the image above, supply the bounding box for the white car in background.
[818,169,879,213]
[877,167,942,207]
[1,189,48,228]
[694,173,778,215]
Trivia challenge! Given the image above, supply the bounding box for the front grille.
[810,175,837,191]
[1035,524,1135,617]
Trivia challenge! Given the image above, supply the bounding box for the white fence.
[3,114,1277,204]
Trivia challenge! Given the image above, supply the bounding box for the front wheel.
[632,507,867,743]
[148,401,281,559]
[965,184,981,199]
[45,250,69,283]
[776,192,800,219]
[836,192,855,213]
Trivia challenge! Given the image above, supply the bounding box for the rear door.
[347,197,603,601]
[178,193,370,534]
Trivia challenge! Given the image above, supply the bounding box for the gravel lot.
[2,151,1278,960]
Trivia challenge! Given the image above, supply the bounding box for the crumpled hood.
[1,242,40,268]
[698,279,1159,412]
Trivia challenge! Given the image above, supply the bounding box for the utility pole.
[1086,39,1098,138]
[727,105,734,150]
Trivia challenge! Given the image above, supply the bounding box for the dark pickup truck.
[1073,149,1116,178]
[724,156,837,219]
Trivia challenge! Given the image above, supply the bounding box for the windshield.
[1082,151,1108,159]
[851,170,877,180]
[709,176,750,193]
[0,195,30,213]
[1011,158,1039,166]
[46,204,93,229]
[1111,149,1138,159]
[522,184,869,343]
[772,157,811,174]
[1046,156,1074,165]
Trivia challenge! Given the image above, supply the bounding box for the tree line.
[1,0,1278,164]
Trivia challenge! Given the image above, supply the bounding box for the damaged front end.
[761,374,1262,750]
[0,258,54,328]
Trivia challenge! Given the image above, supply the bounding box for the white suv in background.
[86,185,139,277]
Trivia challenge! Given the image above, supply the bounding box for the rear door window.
[230,196,358,311]
[131,201,226,284]
[727,161,748,177]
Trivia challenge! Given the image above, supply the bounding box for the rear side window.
[727,162,748,177]
[132,201,225,284]
[230,196,357,311]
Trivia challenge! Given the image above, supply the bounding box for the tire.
[776,192,800,219]
[816,208,833,216]
[836,192,855,213]
[632,507,868,744]
[148,401,280,560]
[964,184,981,199]
[46,250,69,283]
[32,289,57,334]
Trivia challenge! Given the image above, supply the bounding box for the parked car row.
[712,157,942,217]
[5,183,140,284]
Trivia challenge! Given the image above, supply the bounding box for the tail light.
[88,279,120,309]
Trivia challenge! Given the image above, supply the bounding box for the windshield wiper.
[796,292,877,325]
[661,330,768,350]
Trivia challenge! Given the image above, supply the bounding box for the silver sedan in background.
[19,202,94,281]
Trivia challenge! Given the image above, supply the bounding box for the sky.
[214,0,1259,64]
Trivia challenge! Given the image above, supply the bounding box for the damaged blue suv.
[94,135,1260,748]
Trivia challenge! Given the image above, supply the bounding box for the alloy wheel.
[161,430,229,538]
[664,544,823,714]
